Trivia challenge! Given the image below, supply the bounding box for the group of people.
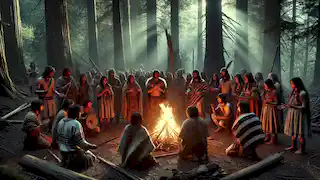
[22,64,312,172]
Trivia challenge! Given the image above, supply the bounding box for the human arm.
[74,122,96,150]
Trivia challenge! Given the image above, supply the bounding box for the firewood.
[46,149,62,164]
[221,152,284,180]
[19,154,96,180]
[154,152,179,158]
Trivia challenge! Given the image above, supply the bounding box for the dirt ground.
[1,95,320,180]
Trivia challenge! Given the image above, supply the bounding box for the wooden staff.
[1,103,31,120]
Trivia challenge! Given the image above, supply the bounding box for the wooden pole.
[221,152,284,180]
[47,149,62,164]
[19,154,97,180]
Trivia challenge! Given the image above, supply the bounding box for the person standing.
[108,69,122,124]
[56,68,78,107]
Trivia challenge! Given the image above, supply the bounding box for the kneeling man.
[211,93,233,132]
[118,112,157,170]
[226,101,264,160]
[179,106,209,162]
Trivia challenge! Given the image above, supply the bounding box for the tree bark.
[0,17,16,98]
[0,0,26,83]
[87,0,99,66]
[234,0,249,74]
[289,0,296,79]
[171,0,180,70]
[113,0,125,70]
[147,0,158,64]
[45,0,73,75]
[303,15,309,80]
[197,0,203,70]
[121,0,133,63]
[204,0,225,76]
[129,0,141,63]
[262,0,281,79]
[313,4,320,86]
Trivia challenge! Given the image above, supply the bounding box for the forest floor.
[1,92,320,179]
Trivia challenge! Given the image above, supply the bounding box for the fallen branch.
[47,149,62,164]
[19,154,96,180]
[6,120,24,124]
[1,103,30,121]
[0,146,16,155]
[97,136,119,147]
[97,156,143,180]
[154,152,179,159]
[221,152,284,180]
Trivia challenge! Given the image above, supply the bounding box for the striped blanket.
[188,81,208,106]
[232,113,265,151]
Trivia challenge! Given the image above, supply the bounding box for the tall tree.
[171,0,180,70]
[233,0,249,74]
[0,19,16,98]
[113,0,125,70]
[204,0,225,76]
[129,0,141,63]
[197,0,203,70]
[87,0,99,66]
[313,3,320,86]
[0,0,26,83]
[121,0,133,63]
[45,0,73,75]
[303,15,309,80]
[289,0,296,78]
[147,0,158,63]
[262,0,281,78]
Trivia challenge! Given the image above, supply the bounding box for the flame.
[152,103,181,143]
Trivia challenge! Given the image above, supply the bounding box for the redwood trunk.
[234,0,249,74]
[197,0,203,70]
[147,0,158,63]
[313,4,320,86]
[129,0,141,63]
[289,0,296,79]
[0,0,26,83]
[87,0,99,66]
[121,0,133,63]
[262,0,281,79]
[171,0,180,70]
[45,0,73,75]
[204,0,225,76]
[113,0,125,70]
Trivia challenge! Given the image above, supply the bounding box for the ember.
[152,103,181,149]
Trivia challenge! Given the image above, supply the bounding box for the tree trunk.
[289,0,296,79]
[147,0,158,64]
[45,0,73,75]
[197,0,203,70]
[0,18,16,98]
[129,0,141,63]
[313,4,320,86]
[204,0,224,76]
[121,0,133,63]
[262,0,281,79]
[171,0,180,71]
[233,0,249,74]
[303,15,309,80]
[113,0,125,70]
[87,0,99,66]
[0,0,26,83]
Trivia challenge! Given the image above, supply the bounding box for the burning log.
[19,154,96,180]
[221,152,284,180]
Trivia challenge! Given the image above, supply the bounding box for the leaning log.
[221,152,284,180]
[19,154,96,180]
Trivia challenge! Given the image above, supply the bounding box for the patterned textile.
[37,77,56,118]
[188,80,208,106]
[260,89,279,134]
[232,113,265,151]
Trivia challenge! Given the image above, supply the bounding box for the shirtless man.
[145,70,167,126]
[211,93,233,132]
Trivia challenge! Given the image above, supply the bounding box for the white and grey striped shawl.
[232,113,265,150]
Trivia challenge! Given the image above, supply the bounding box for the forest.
[0,0,320,95]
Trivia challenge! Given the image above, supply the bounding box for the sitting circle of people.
[22,65,311,171]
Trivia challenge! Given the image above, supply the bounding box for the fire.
[152,103,181,143]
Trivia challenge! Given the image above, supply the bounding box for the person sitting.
[118,112,157,170]
[211,93,233,132]
[179,106,209,162]
[79,100,100,135]
[56,105,97,172]
[226,101,265,161]
[22,100,52,150]
[51,99,74,148]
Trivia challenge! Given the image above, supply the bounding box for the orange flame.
[152,103,181,143]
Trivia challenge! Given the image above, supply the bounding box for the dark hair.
[127,74,135,84]
[268,73,280,84]
[42,66,55,77]
[153,70,160,77]
[217,93,227,103]
[62,68,71,76]
[244,73,255,83]
[62,99,74,110]
[290,77,309,99]
[234,74,244,85]
[31,100,42,112]
[130,112,142,125]
[255,72,263,82]
[186,106,199,118]
[238,101,250,114]
[68,105,81,119]
[79,74,87,85]
[82,100,92,108]
[100,76,108,87]
[264,79,275,89]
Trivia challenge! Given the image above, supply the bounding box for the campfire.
[152,103,181,150]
